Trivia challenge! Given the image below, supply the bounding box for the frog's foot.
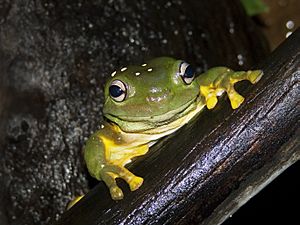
[67,195,84,210]
[201,68,263,109]
[222,69,262,109]
[100,164,143,200]
[100,170,124,200]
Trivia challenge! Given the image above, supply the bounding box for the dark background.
[224,161,300,225]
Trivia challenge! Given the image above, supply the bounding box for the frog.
[84,57,262,201]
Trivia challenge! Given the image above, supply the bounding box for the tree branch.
[55,28,300,225]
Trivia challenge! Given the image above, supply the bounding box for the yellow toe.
[230,94,244,109]
[129,176,144,191]
[67,195,84,210]
[248,70,263,84]
[110,186,124,200]
[207,96,218,109]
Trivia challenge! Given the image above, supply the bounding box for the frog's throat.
[104,96,204,133]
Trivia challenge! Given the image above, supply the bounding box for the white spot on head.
[111,71,117,77]
[147,68,153,72]
[135,72,141,76]
[100,124,105,129]
[121,67,127,72]
[141,63,147,67]
[286,20,294,30]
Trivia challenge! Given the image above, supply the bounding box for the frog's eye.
[179,62,195,84]
[109,80,127,102]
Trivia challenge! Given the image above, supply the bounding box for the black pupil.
[109,85,123,98]
[184,65,194,78]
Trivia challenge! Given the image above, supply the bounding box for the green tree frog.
[84,57,262,200]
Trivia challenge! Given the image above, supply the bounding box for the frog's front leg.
[197,67,263,109]
[101,164,144,192]
[84,127,147,200]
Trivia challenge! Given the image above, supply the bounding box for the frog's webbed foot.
[100,164,143,200]
[67,195,84,210]
[200,68,263,109]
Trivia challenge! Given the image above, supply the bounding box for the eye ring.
[179,62,195,84]
[109,80,127,102]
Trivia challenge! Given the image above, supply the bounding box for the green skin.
[83,57,262,201]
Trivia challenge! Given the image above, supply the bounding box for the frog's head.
[103,57,200,132]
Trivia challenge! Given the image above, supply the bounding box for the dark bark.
[55,29,300,225]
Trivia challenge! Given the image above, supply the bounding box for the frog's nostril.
[147,95,168,103]
[149,87,164,94]
[147,88,171,103]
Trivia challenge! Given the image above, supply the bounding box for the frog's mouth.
[104,95,203,133]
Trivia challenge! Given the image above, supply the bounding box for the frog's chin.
[104,96,202,134]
